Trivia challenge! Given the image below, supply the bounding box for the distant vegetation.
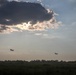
[0,60,76,75]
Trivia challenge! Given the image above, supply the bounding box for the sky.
[0,0,76,61]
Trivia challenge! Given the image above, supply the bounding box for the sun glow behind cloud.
[0,18,61,33]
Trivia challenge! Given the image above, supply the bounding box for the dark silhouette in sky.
[10,49,14,51]
[55,53,58,55]
[0,0,54,31]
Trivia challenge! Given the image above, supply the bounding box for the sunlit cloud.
[35,33,42,36]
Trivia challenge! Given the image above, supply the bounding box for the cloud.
[0,0,60,33]
[35,33,42,36]
[34,32,62,40]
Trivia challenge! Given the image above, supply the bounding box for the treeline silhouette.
[0,60,76,75]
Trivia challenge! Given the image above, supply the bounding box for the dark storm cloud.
[0,0,60,33]
[0,0,53,25]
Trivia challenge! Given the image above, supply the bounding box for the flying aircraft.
[10,49,14,51]
[55,53,58,55]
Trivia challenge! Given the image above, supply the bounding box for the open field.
[0,60,76,75]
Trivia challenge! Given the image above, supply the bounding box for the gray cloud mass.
[0,0,59,33]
